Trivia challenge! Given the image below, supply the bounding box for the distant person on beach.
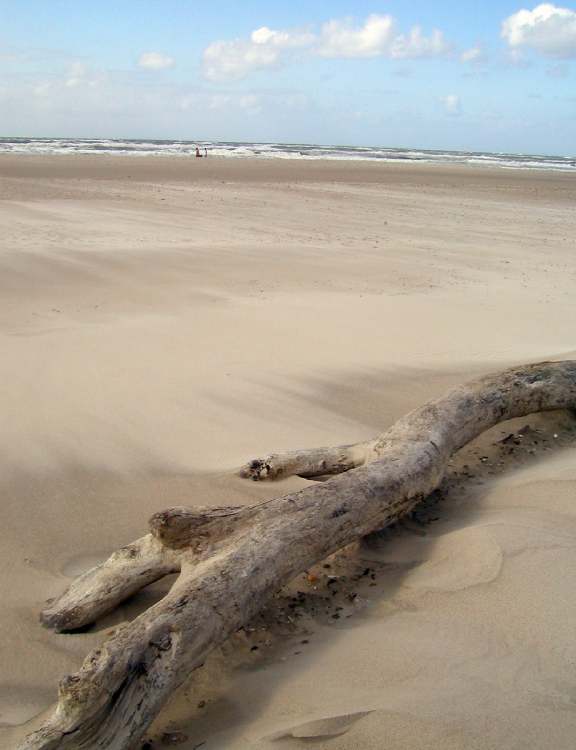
[204,147,208,158]
[195,146,201,158]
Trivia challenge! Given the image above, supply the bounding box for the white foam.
[0,138,573,172]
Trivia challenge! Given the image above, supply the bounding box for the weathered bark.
[20,361,576,750]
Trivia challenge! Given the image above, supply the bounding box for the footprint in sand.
[269,710,373,740]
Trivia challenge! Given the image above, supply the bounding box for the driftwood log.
[20,361,576,750]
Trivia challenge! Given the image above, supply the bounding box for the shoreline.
[1,152,575,191]
[1,136,574,175]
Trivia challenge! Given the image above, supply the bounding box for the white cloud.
[461,45,485,63]
[502,4,576,58]
[203,26,313,81]
[441,94,461,116]
[29,62,102,96]
[64,62,101,89]
[138,51,175,70]
[202,38,279,81]
[202,14,452,80]
[250,26,314,48]
[316,15,395,57]
[179,89,309,118]
[317,16,451,59]
[390,26,451,59]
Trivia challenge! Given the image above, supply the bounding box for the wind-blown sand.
[1,155,575,749]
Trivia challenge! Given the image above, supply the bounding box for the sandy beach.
[1,155,576,749]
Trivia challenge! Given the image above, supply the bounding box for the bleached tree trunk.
[20,361,576,750]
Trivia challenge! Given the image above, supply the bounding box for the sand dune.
[0,156,575,748]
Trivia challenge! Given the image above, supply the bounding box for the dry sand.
[0,155,575,749]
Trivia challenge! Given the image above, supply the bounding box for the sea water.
[0,137,574,172]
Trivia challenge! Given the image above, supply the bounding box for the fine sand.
[1,155,575,749]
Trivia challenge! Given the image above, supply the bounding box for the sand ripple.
[402,527,503,592]
[269,710,373,740]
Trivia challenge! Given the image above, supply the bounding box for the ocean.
[0,137,574,172]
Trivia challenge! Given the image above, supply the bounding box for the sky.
[1,1,575,154]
